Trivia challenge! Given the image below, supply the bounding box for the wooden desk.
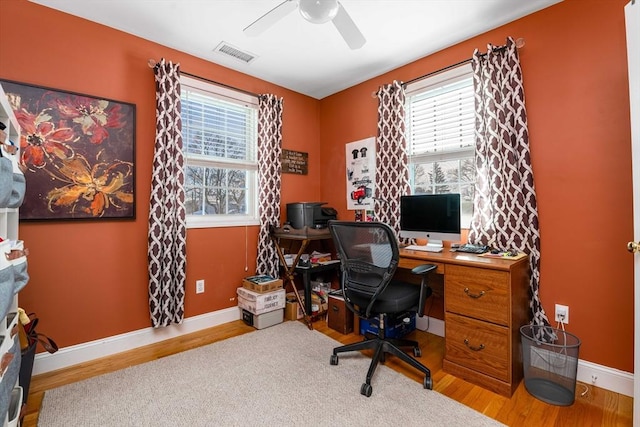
[399,248,529,397]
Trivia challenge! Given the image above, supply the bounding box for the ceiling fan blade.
[244,0,298,37]
[332,3,366,49]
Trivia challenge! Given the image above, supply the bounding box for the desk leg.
[299,268,312,317]
[272,237,313,330]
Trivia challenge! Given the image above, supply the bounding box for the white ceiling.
[29,0,561,99]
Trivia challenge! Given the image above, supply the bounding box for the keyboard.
[404,244,443,253]
[455,244,490,254]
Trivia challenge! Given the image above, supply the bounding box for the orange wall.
[319,0,634,372]
[0,0,634,374]
[0,0,320,347]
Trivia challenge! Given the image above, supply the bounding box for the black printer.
[286,202,337,229]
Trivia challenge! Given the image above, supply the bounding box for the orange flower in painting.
[46,155,133,217]
[55,96,125,144]
[14,108,76,169]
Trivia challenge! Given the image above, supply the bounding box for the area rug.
[39,321,504,426]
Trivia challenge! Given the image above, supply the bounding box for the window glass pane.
[459,183,474,228]
[228,188,247,214]
[185,165,203,187]
[411,163,432,193]
[228,170,246,188]
[185,187,204,215]
[206,186,226,215]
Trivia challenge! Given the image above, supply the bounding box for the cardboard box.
[285,293,304,320]
[237,287,286,315]
[241,308,284,329]
[241,275,283,293]
[283,291,327,320]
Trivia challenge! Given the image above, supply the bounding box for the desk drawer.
[398,258,444,274]
[445,312,510,382]
[445,264,509,325]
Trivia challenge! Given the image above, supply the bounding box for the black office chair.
[328,220,437,397]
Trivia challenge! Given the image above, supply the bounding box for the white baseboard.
[576,359,634,397]
[32,307,240,376]
[32,310,634,397]
[416,315,445,337]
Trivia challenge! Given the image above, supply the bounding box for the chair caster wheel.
[330,354,339,365]
[361,383,373,397]
[413,347,422,357]
[423,376,433,390]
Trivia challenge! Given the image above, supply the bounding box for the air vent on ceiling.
[214,42,257,64]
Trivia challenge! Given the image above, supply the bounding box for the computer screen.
[400,193,462,250]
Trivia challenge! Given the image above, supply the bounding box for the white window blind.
[406,63,475,163]
[181,81,257,164]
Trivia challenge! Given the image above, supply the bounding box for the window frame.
[180,75,260,229]
[404,63,476,228]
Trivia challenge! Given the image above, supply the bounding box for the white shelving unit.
[0,83,24,427]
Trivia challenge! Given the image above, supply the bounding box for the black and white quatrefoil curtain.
[376,81,410,237]
[148,59,187,327]
[468,38,551,334]
[256,94,283,278]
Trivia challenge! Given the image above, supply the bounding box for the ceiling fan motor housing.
[299,0,340,24]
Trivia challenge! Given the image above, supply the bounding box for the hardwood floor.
[21,319,632,426]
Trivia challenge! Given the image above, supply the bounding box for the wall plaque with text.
[281,149,308,175]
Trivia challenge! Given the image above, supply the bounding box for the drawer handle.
[464,338,485,351]
[464,287,486,298]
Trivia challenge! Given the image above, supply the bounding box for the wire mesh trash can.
[520,324,581,406]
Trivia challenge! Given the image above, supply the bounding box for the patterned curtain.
[256,94,283,278]
[376,81,410,236]
[468,38,551,335]
[147,59,187,327]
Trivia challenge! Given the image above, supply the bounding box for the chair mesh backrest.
[328,221,399,317]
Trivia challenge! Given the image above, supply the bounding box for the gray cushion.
[0,261,15,321]
[0,157,12,208]
[8,171,25,209]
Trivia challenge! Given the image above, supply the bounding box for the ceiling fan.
[244,0,366,50]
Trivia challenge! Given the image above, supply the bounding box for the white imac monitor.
[400,193,462,252]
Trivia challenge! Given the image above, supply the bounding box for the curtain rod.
[402,37,525,88]
[371,37,525,97]
[147,59,262,99]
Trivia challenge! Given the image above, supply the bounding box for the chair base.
[330,335,432,397]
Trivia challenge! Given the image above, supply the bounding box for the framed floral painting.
[0,79,135,220]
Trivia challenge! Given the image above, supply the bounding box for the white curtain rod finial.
[148,59,157,68]
[515,38,525,49]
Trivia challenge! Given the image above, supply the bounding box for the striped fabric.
[148,59,187,327]
[469,37,551,338]
[256,94,283,278]
[375,81,410,238]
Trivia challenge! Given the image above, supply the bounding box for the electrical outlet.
[196,279,205,294]
[555,304,569,324]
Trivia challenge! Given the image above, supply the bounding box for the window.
[405,64,475,228]
[181,76,259,228]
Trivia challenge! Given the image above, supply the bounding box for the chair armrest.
[410,264,437,317]
[411,264,437,276]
